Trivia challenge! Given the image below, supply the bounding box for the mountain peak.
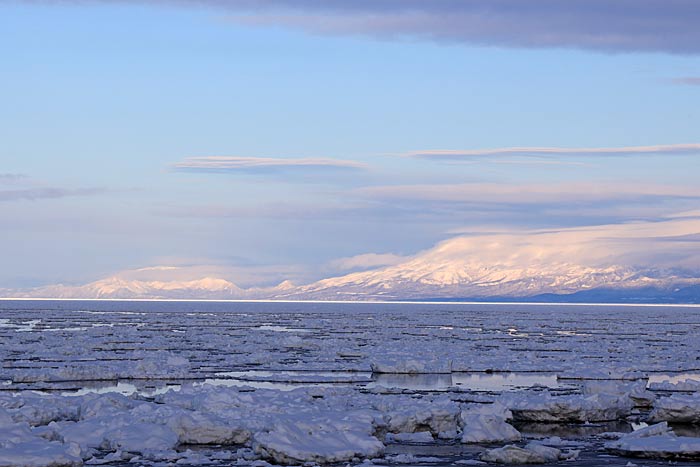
[275,233,700,300]
[5,231,700,302]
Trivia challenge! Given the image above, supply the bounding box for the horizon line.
[0,297,698,308]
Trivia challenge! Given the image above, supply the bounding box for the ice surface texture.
[2,301,700,466]
[3,301,700,384]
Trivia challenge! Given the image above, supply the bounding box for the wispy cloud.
[402,144,700,160]
[158,183,700,233]
[171,156,367,174]
[0,173,28,183]
[23,0,700,54]
[668,210,700,219]
[673,77,700,86]
[0,187,105,202]
[358,182,700,205]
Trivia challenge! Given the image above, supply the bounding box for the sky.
[1,0,699,289]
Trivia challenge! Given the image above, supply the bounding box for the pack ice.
[2,301,700,466]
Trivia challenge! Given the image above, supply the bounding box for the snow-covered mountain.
[8,276,295,300]
[276,262,695,301]
[4,232,700,302]
[274,234,700,301]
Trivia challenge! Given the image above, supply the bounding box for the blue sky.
[1,1,699,288]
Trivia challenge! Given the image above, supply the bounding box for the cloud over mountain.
[7,218,700,302]
[278,218,700,300]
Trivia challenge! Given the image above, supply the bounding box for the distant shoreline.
[1,297,699,307]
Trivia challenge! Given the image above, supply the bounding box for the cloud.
[171,156,367,174]
[229,1,700,55]
[0,187,105,202]
[330,252,408,271]
[402,144,700,160]
[158,202,367,221]
[157,182,700,234]
[358,182,700,205]
[23,0,700,54]
[673,77,700,86]
[437,218,700,271]
[667,210,700,219]
[0,173,28,183]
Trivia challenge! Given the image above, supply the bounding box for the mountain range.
[3,234,700,303]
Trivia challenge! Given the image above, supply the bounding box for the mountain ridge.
[4,234,700,303]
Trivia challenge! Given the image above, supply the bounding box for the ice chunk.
[9,393,81,427]
[460,403,520,444]
[0,439,83,467]
[648,393,700,423]
[167,411,251,445]
[648,378,700,392]
[0,412,83,467]
[479,445,547,464]
[386,402,460,435]
[78,393,135,419]
[101,422,179,453]
[479,442,563,464]
[54,419,113,456]
[583,380,655,407]
[253,418,384,464]
[460,414,521,444]
[506,393,632,422]
[605,422,700,459]
[370,358,451,374]
[523,442,561,462]
[0,417,34,447]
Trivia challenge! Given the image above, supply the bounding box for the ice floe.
[370,358,452,375]
[480,440,579,464]
[479,444,556,464]
[460,402,521,444]
[648,392,700,423]
[3,301,700,466]
[648,378,700,392]
[253,418,384,464]
[606,422,700,460]
[505,392,633,423]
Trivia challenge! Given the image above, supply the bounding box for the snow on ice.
[1,301,700,466]
[606,422,700,460]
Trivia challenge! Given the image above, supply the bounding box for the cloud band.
[171,156,367,174]
[402,144,700,160]
[22,0,700,54]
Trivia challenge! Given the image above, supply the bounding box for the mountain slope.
[9,276,296,300]
[273,235,699,300]
[16,276,244,299]
[4,232,700,302]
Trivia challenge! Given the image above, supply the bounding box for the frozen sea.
[2,300,700,466]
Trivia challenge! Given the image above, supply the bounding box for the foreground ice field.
[2,300,700,466]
